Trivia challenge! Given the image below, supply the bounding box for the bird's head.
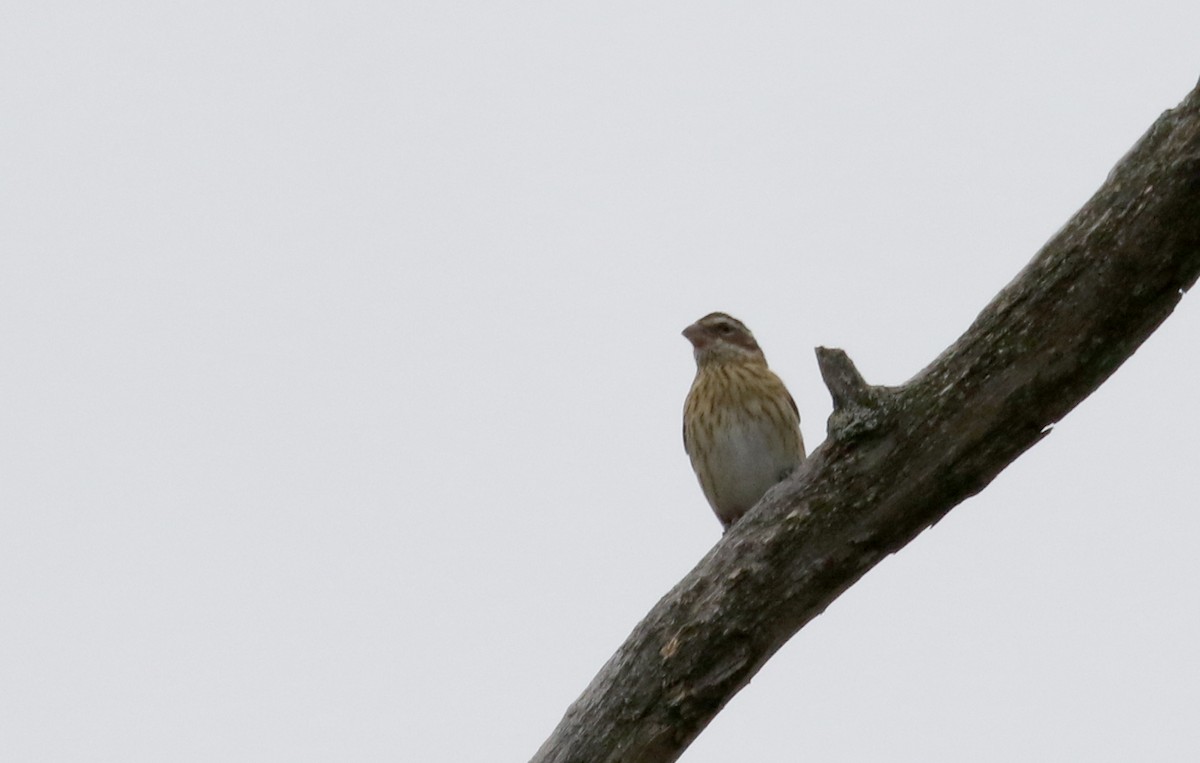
[682,312,767,366]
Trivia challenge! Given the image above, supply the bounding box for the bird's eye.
[717,323,734,334]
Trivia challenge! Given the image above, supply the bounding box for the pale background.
[3,3,1199,761]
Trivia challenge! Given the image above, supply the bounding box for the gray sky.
[3,3,1199,761]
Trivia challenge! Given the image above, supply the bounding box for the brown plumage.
[682,312,805,529]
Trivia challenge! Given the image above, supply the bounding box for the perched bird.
[682,312,805,529]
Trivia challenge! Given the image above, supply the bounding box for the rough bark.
[532,79,1200,763]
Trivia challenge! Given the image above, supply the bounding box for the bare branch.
[533,79,1200,763]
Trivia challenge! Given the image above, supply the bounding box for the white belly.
[698,417,799,522]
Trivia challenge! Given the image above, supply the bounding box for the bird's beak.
[682,322,707,347]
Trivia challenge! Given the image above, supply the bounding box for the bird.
[682,312,805,529]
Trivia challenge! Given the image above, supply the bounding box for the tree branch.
[533,79,1200,763]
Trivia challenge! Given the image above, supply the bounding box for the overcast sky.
[3,3,1199,761]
